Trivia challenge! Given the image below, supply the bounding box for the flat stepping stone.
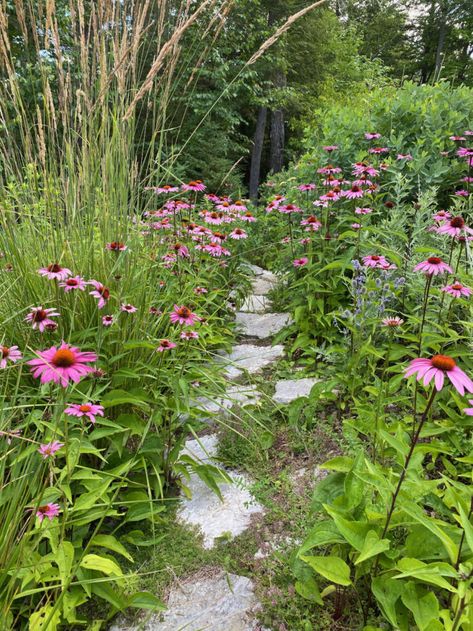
[218,344,284,380]
[111,571,260,630]
[191,385,262,417]
[273,378,321,404]
[251,277,276,296]
[235,312,291,339]
[240,294,269,313]
[178,435,263,548]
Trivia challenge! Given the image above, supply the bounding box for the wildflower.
[0,345,22,368]
[38,441,64,459]
[362,255,389,269]
[317,165,342,174]
[449,135,466,142]
[441,283,472,298]
[240,211,256,222]
[436,216,473,237]
[106,242,127,252]
[382,317,404,327]
[293,257,309,267]
[433,210,451,222]
[149,306,162,316]
[64,403,104,424]
[343,185,364,199]
[194,287,207,295]
[60,276,87,293]
[230,200,248,212]
[300,216,321,231]
[203,242,230,257]
[396,153,413,160]
[38,264,72,281]
[351,223,361,229]
[170,305,198,326]
[455,190,469,197]
[156,339,176,352]
[464,401,473,416]
[322,145,338,152]
[319,190,340,202]
[171,243,190,257]
[298,183,316,191]
[102,315,114,326]
[25,307,60,332]
[405,355,473,394]
[229,228,247,239]
[368,147,389,154]
[180,330,199,340]
[121,303,137,313]
[457,147,473,158]
[414,257,453,275]
[153,184,179,193]
[27,342,97,388]
[355,207,372,215]
[364,132,381,140]
[89,281,110,309]
[36,503,60,523]
[181,180,206,192]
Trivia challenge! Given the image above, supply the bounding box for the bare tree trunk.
[269,70,286,174]
[434,2,447,79]
[249,105,267,202]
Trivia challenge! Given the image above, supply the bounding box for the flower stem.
[380,387,437,540]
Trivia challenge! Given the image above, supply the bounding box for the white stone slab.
[273,378,321,404]
[181,434,219,463]
[235,312,291,339]
[240,294,269,313]
[218,344,284,380]
[251,277,276,295]
[110,572,260,631]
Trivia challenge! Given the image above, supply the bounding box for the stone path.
[113,264,317,631]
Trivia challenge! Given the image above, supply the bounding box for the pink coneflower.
[293,257,309,267]
[194,286,208,295]
[27,342,97,388]
[229,228,247,239]
[89,281,110,309]
[25,307,60,332]
[313,200,329,208]
[279,203,302,214]
[449,135,466,142]
[38,440,64,459]
[457,147,473,158]
[319,190,340,202]
[317,165,342,174]
[102,315,114,326]
[323,177,341,187]
[405,355,473,395]
[463,177,473,183]
[156,339,176,352]
[171,242,190,257]
[203,211,225,225]
[59,276,87,292]
[181,180,206,192]
[203,242,230,257]
[149,306,162,316]
[364,132,381,140]
[441,282,472,298]
[464,400,473,416]
[64,402,104,424]
[382,316,404,327]
[36,503,60,523]
[230,200,248,212]
[170,305,198,326]
[465,131,473,136]
[106,242,127,252]
[369,147,389,154]
[121,303,137,313]
[343,185,364,199]
[433,210,451,222]
[362,255,389,269]
[414,257,452,275]
[455,189,470,197]
[38,263,72,281]
[298,183,316,191]
[322,145,338,152]
[240,211,256,222]
[397,153,413,161]
[180,330,199,340]
[351,223,362,229]
[355,207,372,215]
[436,216,473,237]
[352,163,379,177]
[0,345,22,368]
[153,184,179,193]
[300,215,322,231]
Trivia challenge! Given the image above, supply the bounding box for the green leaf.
[91,582,127,610]
[402,502,458,564]
[324,506,371,552]
[321,456,353,472]
[295,577,323,604]
[355,530,390,565]
[300,555,351,586]
[101,389,150,409]
[298,521,345,554]
[394,558,456,592]
[29,604,61,631]
[80,554,123,577]
[311,472,345,512]
[56,541,75,588]
[401,582,439,630]
[90,535,133,562]
[371,575,403,628]
[127,591,166,611]
[457,503,473,556]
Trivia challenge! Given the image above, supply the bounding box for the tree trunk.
[434,2,447,79]
[269,70,286,174]
[249,105,267,202]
